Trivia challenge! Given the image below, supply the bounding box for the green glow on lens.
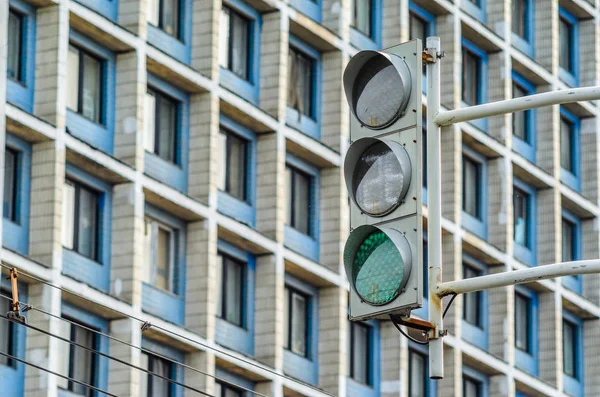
[353,231,404,305]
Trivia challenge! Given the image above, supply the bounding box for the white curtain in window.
[67,46,80,112]
[155,227,172,291]
[139,353,149,397]
[284,167,292,226]
[291,292,307,355]
[145,92,156,153]
[215,254,224,318]
[142,218,154,284]
[78,187,98,259]
[82,53,101,123]
[219,8,231,69]
[225,258,242,325]
[283,287,289,348]
[230,12,248,79]
[62,183,76,249]
[147,0,159,26]
[217,131,228,192]
[7,12,21,80]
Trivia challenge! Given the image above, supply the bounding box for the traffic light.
[342,40,423,321]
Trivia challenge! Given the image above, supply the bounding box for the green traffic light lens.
[353,230,405,305]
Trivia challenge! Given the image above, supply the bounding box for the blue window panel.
[283,274,319,385]
[74,0,118,21]
[511,72,536,162]
[514,285,539,376]
[219,0,261,105]
[62,164,112,292]
[66,30,116,155]
[286,36,322,140]
[217,115,257,227]
[349,0,383,50]
[214,239,255,356]
[462,146,488,239]
[141,203,186,326]
[59,303,109,397]
[461,255,488,350]
[408,341,438,397]
[511,0,534,57]
[284,154,320,262]
[562,310,584,397]
[142,338,185,397]
[461,39,488,132]
[463,366,489,397]
[215,367,255,395]
[561,209,582,294]
[145,74,190,193]
[513,178,537,267]
[6,0,36,113]
[461,0,486,23]
[559,107,581,192]
[147,0,192,64]
[289,0,322,22]
[3,134,32,255]
[558,8,579,88]
[409,3,436,94]
[0,283,27,397]
[347,320,380,397]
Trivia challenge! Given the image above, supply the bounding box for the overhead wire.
[0,264,336,397]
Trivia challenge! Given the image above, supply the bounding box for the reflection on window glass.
[563,319,576,377]
[463,264,482,327]
[560,117,573,172]
[462,156,481,219]
[216,253,244,327]
[463,376,481,397]
[514,293,530,352]
[409,350,426,397]
[559,17,573,73]
[512,82,528,140]
[145,88,179,164]
[284,286,308,357]
[0,295,13,367]
[285,165,312,236]
[219,7,250,80]
[140,353,173,397]
[513,188,529,247]
[462,49,480,106]
[7,10,23,82]
[512,0,527,39]
[217,129,248,201]
[143,218,176,293]
[562,218,574,262]
[67,45,103,124]
[349,322,370,384]
[62,180,99,261]
[3,148,18,223]
[148,0,180,39]
[352,0,371,37]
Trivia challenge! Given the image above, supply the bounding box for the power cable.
[443,293,458,319]
[389,315,429,345]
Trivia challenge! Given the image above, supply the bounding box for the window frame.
[142,203,186,326]
[3,134,31,255]
[463,366,489,397]
[409,3,436,94]
[147,0,192,64]
[284,154,320,262]
[76,0,118,21]
[349,0,383,50]
[62,164,112,292]
[144,74,190,193]
[66,30,116,155]
[511,71,536,162]
[461,146,488,239]
[461,255,489,350]
[0,284,27,396]
[215,368,255,397]
[286,36,322,140]
[288,0,322,22]
[408,340,437,397]
[513,178,537,267]
[558,7,580,87]
[461,39,488,132]
[559,107,581,192]
[63,178,101,262]
[562,310,584,397]
[140,338,185,397]
[219,0,261,104]
[511,0,534,56]
[461,0,486,23]
[6,0,36,113]
[214,239,256,356]
[346,319,380,396]
[514,285,539,376]
[561,209,583,294]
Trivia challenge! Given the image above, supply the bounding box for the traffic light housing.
[343,40,423,321]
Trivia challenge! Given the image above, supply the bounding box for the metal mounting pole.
[425,36,443,379]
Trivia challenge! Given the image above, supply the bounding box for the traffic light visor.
[344,225,413,305]
[343,50,412,130]
[344,138,412,217]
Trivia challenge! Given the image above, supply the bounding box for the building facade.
[1,0,600,396]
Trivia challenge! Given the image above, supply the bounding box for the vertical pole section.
[426,36,444,379]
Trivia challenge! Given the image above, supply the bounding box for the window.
[57,320,99,395]
[511,0,533,55]
[559,108,580,191]
[513,180,537,266]
[463,376,482,397]
[461,0,485,23]
[514,287,538,375]
[514,293,530,353]
[143,217,177,293]
[409,350,427,397]
[562,210,582,293]
[140,353,173,397]
[410,12,427,42]
[462,258,488,350]
[284,285,308,357]
[145,88,179,165]
[215,381,243,397]
[147,0,180,39]
[7,10,23,83]
[512,83,527,141]
[4,148,19,223]
[348,322,370,385]
[512,0,526,38]
[563,320,577,377]
[62,179,100,261]
[0,295,13,367]
[513,187,529,248]
[462,48,480,106]
[511,72,536,161]
[216,253,244,327]
[288,0,322,22]
[562,311,583,396]
[560,116,574,172]
[219,6,249,80]
[462,148,487,238]
[409,4,435,92]
[288,47,315,120]
[285,165,312,236]
[67,44,103,125]
[559,8,579,86]
[352,0,371,37]
[463,264,482,327]
[562,218,575,262]
[217,128,248,202]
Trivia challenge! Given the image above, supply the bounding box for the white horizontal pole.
[436,259,600,297]
[434,86,600,126]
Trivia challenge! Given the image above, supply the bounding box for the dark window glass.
[67,45,103,124]
[68,325,97,396]
[63,180,100,261]
[7,10,23,82]
[560,117,574,172]
[215,381,243,397]
[467,0,480,6]
[349,322,370,384]
[409,350,427,397]
[217,129,248,201]
[559,17,572,72]
[562,218,575,262]
[0,293,14,367]
[463,264,482,327]
[3,148,19,223]
[513,187,529,247]
[220,7,250,80]
[145,354,172,397]
[285,165,312,236]
[462,49,480,106]
[512,82,528,141]
[463,376,481,397]
[216,253,244,327]
[514,293,530,352]
[410,14,428,75]
[353,0,371,36]
[563,320,577,377]
[462,156,481,219]
[147,88,179,164]
[160,0,180,39]
[288,47,315,119]
[512,0,527,39]
[284,286,308,357]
